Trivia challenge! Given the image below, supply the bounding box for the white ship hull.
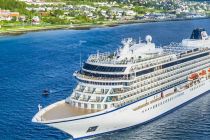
[40,79,210,139]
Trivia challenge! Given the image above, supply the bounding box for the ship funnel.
[190,28,208,40]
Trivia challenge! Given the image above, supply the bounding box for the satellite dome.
[145,35,152,43]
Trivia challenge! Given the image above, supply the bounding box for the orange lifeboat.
[188,73,198,81]
[208,68,210,73]
[199,70,206,77]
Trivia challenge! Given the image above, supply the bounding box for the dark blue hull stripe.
[45,80,187,124]
[74,90,210,140]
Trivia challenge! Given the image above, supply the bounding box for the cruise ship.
[32,28,210,139]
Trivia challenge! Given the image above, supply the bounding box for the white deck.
[34,101,100,122]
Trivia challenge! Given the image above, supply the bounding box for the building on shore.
[32,16,40,25]
[0,9,20,21]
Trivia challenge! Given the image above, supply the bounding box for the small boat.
[42,89,50,96]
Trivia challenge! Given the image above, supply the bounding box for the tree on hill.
[0,0,31,16]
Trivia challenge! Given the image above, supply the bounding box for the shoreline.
[0,17,209,36]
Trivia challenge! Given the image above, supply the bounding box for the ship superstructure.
[32,28,210,139]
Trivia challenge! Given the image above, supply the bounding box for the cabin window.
[72,101,75,106]
[104,104,107,109]
[97,104,101,109]
[77,103,81,107]
[84,103,87,108]
[91,104,94,109]
[162,52,209,69]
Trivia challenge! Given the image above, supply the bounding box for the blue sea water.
[0,19,210,140]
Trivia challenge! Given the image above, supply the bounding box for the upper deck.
[82,37,204,76]
[74,35,209,85]
[85,36,200,68]
[86,36,165,67]
[87,51,167,66]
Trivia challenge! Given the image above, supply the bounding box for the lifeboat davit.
[188,73,198,80]
[199,70,206,77]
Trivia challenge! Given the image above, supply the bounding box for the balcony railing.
[75,71,134,81]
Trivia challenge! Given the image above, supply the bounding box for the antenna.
[80,52,82,68]
[97,50,99,59]
[139,36,141,43]
[78,40,87,68]
[79,40,84,68]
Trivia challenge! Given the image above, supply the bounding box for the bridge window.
[84,103,87,108]
[91,104,94,109]
[83,63,126,72]
[97,104,101,109]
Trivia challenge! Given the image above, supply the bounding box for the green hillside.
[0,0,31,15]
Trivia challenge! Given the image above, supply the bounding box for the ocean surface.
[0,19,210,140]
